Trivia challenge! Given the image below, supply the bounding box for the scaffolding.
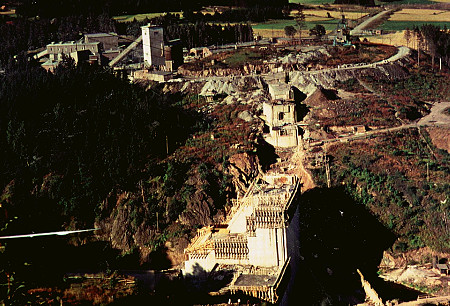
[184,174,300,303]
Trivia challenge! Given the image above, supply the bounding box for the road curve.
[350,10,393,36]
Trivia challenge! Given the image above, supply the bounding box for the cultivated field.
[376,8,450,32]
[389,9,450,22]
[253,8,369,36]
[252,19,341,31]
[252,28,308,38]
[364,30,409,46]
[0,9,15,16]
[298,9,369,20]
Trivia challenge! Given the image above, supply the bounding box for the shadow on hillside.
[256,137,278,171]
[2,237,173,287]
[287,187,420,305]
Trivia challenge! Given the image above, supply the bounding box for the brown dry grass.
[426,127,450,153]
[303,9,369,20]
[253,28,310,38]
[364,31,409,47]
[389,9,450,22]
[0,9,15,15]
[291,9,369,20]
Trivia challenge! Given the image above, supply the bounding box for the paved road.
[350,10,393,36]
[307,46,410,73]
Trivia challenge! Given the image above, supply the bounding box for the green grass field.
[113,12,182,23]
[379,20,450,30]
[252,19,340,31]
[222,50,264,67]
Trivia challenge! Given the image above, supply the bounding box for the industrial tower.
[141,24,165,67]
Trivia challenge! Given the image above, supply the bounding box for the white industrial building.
[141,24,165,68]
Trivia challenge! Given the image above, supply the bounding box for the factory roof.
[84,33,117,38]
[233,274,278,287]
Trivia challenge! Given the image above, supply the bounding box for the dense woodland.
[15,0,288,17]
[0,60,200,229]
[409,25,450,67]
[0,42,257,304]
[125,17,254,49]
[182,7,288,23]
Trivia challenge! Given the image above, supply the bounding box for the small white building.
[267,83,292,100]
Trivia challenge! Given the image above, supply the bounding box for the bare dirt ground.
[418,102,450,126]
[291,149,316,192]
[427,126,450,153]
[421,102,450,153]
[380,248,450,297]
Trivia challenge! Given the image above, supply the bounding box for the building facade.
[84,33,118,51]
[141,24,165,67]
[183,174,300,303]
[263,100,300,148]
[47,41,100,62]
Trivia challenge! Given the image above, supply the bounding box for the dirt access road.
[397,295,450,305]
[310,102,450,146]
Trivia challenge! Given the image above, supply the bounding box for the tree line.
[0,13,116,68]
[183,6,288,23]
[333,0,375,6]
[120,14,254,50]
[15,0,288,18]
[167,23,253,49]
[404,25,450,67]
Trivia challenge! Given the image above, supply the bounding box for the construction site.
[24,14,450,306]
[183,173,300,304]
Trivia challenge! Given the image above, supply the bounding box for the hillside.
[0,17,449,302]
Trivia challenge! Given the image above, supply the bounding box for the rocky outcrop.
[228,152,262,195]
[357,269,384,306]
[178,62,282,77]
[289,61,410,92]
[200,79,238,96]
[178,189,215,227]
[95,192,155,255]
[279,47,330,65]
